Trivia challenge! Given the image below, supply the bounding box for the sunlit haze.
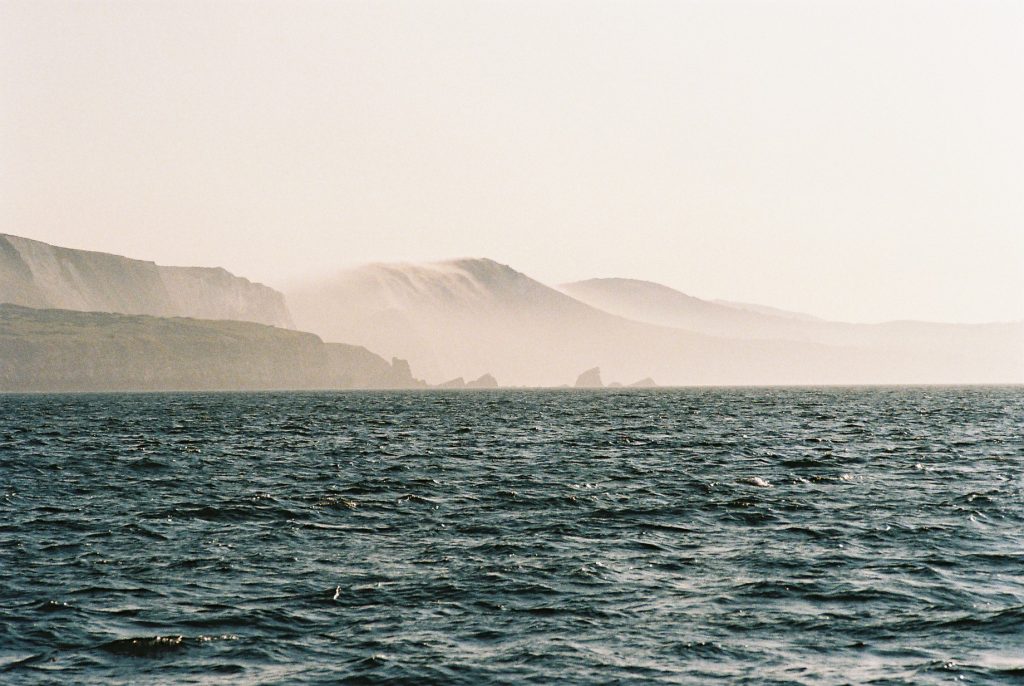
[2,0,1021,323]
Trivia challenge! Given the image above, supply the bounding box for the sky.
[1,0,1021,323]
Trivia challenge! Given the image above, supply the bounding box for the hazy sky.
[2,0,1021,323]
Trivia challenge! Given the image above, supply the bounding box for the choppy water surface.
[1,388,1022,684]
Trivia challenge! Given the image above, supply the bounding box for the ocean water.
[1,388,1022,685]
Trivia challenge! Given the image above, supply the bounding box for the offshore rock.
[466,373,498,388]
[575,367,603,388]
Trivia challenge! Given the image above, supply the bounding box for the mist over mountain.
[561,277,1024,364]
[288,258,607,384]
[712,300,822,322]
[562,278,829,335]
[1,235,1019,390]
[561,278,788,338]
[0,234,292,328]
[0,304,421,392]
[289,259,1023,386]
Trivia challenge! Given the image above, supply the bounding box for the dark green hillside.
[0,304,422,392]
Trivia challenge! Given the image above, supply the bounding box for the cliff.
[288,258,1024,386]
[0,304,421,392]
[287,258,631,384]
[323,345,425,390]
[0,234,292,328]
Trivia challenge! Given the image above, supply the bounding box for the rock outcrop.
[0,304,423,392]
[323,346,423,389]
[0,234,292,328]
[629,377,658,388]
[466,373,499,388]
[575,367,603,388]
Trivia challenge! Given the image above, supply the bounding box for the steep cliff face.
[0,304,422,392]
[323,345,424,389]
[0,234,292,328]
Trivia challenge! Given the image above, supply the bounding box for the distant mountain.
[288,258,615,384]
[288,259,1023,386]
[713,299,822,322]
[4,234,1017,388]
[561,278,786,337]
[0,304,422,392]
[0,234,292,328]
[561,277,1024,363]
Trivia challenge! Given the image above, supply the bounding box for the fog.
[288,258,1024,386]
[2,0,1022,324]
[2,1,1022,389]
[1,232,1021,389]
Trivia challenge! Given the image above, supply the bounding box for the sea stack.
[466,373,499,388]
[574,367,603,388]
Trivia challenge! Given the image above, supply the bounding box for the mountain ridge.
[0,303,422,392]
[289,258,1024,386]
[561,275,1024,346]
[2,235,1020,388]
[0,233,293,328]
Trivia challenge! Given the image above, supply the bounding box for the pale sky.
[2,0,1021,323]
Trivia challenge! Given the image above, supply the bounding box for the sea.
[1,387,1022,685]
